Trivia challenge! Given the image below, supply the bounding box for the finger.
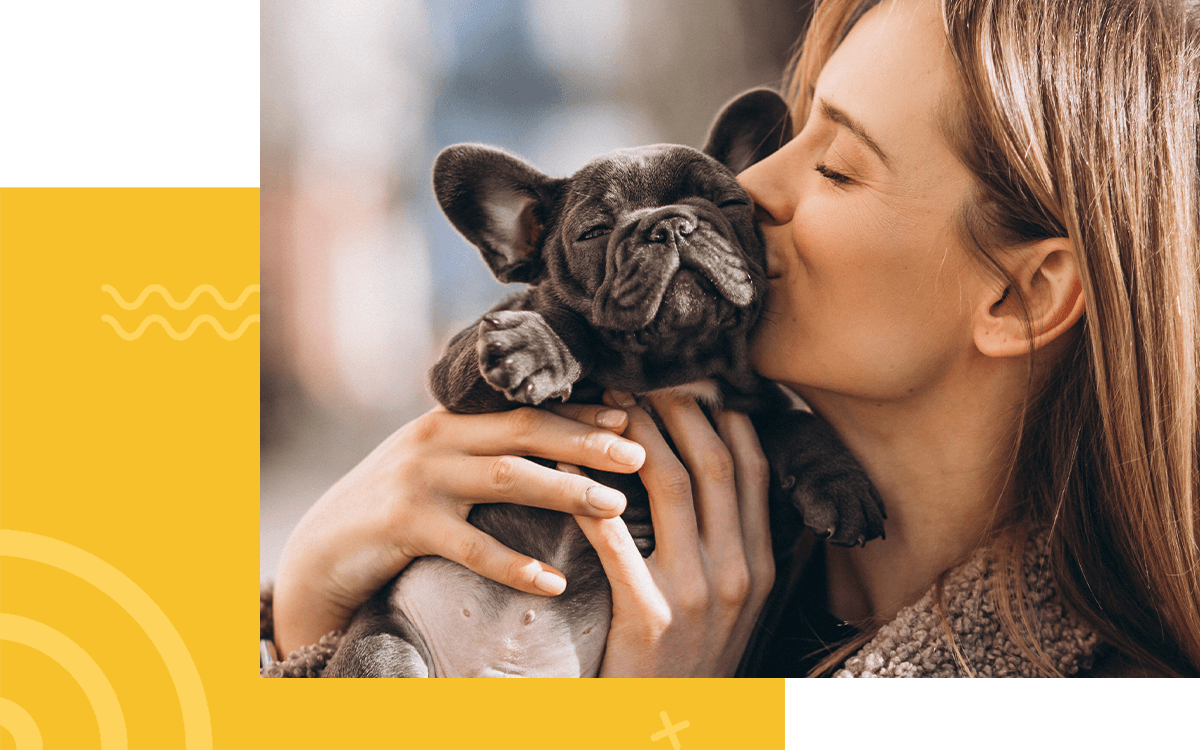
[442,408,645,473]
[428,516,568,597]
[648,393,742,552]
[574,514,661,611]
[616,397,703,571]
[714,410,773,585]
[437,454,627,517]
[713,411,774,672]
[547,402,630,434]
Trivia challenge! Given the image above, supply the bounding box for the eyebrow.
[818,98,893,170]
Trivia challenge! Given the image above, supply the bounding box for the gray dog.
[323,89,885,678]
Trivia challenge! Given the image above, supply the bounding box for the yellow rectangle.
[0,188,783,749]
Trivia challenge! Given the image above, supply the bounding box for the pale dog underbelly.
[390,525,612,678]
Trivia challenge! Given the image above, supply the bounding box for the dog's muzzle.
[592,204,753,330]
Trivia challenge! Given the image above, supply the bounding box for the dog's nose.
[647,215,695,243]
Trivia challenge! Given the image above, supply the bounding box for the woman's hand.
[272,403,646,656]
[574,391,775,677]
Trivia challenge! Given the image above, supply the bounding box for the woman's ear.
[973,238,1085,358]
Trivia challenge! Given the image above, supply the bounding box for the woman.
[267,0,1200,676]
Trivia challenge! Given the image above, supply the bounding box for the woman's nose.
[737,143,797,227]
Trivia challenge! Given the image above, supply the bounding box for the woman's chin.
[747,329,823,403]
[747,326,789,383]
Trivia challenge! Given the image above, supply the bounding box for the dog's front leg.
[430,298,594,413]
[752,408,887,548]
[475,308,591,406]
[429,310,517,413]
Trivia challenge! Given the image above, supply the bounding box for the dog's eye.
[578,226,612,241]
[718,198,749,209]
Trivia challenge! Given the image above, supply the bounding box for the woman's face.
[741,0,989,404]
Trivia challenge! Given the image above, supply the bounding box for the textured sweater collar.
[835,528,1103,677]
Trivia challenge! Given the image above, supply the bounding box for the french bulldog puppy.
[323,89,885,678]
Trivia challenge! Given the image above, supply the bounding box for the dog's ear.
[703,88,792,174]
[433,145,563,283]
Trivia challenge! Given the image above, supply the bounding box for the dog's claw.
[781,475,796,490]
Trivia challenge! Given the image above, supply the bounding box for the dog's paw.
[777,463,886,548]
[477,311,580,405]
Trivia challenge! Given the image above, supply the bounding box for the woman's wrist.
[272,573,347,657]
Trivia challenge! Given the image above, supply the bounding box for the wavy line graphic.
[101,314,259,341]
[3,530,212,750]
[101,284,260,310]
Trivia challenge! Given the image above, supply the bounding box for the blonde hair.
[786,0,1200,676]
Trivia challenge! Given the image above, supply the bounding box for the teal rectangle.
[787,676,1190,744]
[0,0,255,186]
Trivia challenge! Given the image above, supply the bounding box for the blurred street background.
[260,0,810,579]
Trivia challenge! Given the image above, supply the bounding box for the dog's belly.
[390,505,612,677]
[391,556,609,677]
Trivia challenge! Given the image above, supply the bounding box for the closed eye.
[578,225,612,241]
[815,163,852,185]
[718,198,750,209]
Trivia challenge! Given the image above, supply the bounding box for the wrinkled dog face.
[432,88,792,391]
[544,145,766,341]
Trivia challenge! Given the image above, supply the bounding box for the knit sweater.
[261,529,1104,678]
[831,529,1102,677]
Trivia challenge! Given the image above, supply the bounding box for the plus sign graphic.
[650,711,691,749]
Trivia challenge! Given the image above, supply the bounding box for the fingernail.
[595,409,626,429]
[586,484,625,512]
[534,571,566,595]
[609,390,636,407]
[609,440,644,466]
